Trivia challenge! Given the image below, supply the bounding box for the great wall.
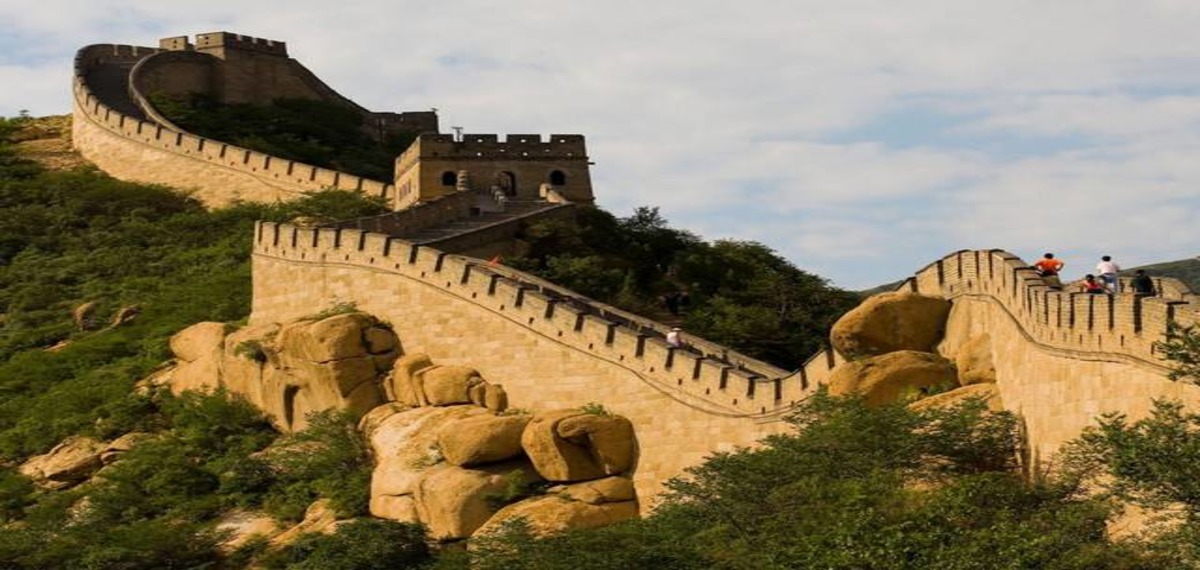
[70,32,1200,503]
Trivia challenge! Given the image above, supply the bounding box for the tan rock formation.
[270,499,341,548]
[827,350,958,407]
[521,409,636,482]
[167,312,398,431]
[484,384,509,413]
[215,510,281,551]
[908,383,1004,412]
[422,366,485,406]
[71,301,99,331]
[473,494,639,538]
[549,475,637,505]
[366,405,489,522]
[830,292,952,359]
[413,461,542,540]
[438,414,530,467]
[168,321,231,394]
[18,436,106,490]
[955,334,997,386]
[385,354,434,406]
[99,432,150,465]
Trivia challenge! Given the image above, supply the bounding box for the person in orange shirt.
[1033,253,1065,289]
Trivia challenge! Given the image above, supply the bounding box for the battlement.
[193,32,288,56]
[405,133,588,161]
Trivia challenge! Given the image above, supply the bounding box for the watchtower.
[394,133,594,208]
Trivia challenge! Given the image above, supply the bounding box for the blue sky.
[2,0,1198,289]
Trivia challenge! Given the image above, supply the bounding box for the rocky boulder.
[830,292,952,359]
[438,413,531,467]
[365,404,489,522]
[19,436,106,490]
[521,409,636,482]
[955,334,997,386]
[413,461,543,541]
[827,350,958,407]
[270,499,342,548]
[215,510,281,552]
[167,312,400,431]
[908,383,1004,412]
[473,477,639,539]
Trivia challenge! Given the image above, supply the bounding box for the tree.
[1155,322,1200,385]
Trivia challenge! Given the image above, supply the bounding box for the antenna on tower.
[451,126,463,142]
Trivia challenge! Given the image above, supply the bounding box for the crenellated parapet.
[908,249,1196,369]
[250,221,839,418]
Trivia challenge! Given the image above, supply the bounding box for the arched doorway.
[441,171,458,186]
[495,171,517,197]
[549,170,567,186]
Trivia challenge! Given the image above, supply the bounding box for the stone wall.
[250,222,844,503]
[73,44,397,207]
[912,249,1200,462]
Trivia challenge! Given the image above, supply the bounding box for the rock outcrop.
[908,383,1004,412]
[18,436,106,490]
[166,312,399,431]
[522,409,636,482]
[830,292,951,359]
[955,334,997,386]
[827,350,958,407]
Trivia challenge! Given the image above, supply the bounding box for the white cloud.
[3,0,1199,289]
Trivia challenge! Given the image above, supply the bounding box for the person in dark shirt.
[1130,269,1157,297]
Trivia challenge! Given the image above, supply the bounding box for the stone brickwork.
[250,222,844,504]
[393,134,595,208]
[910,249,1200,463]
[72,43,398,207]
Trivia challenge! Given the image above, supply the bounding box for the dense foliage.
[508,206,860,367]
[459,394,1154,570]
[149,93,415,182]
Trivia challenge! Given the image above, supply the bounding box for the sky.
[2,1,1198,289]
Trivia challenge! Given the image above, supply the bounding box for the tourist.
[666,327,684,348]
[1081,274,1107,294]
[1130,269,1157,297]
[1096,255,1121,293]
[1034,253,1065,289]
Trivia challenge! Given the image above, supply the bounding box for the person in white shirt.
[1096,255,1120,293]
[666,327,684,348]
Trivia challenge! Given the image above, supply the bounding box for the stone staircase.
[400,200,561,245]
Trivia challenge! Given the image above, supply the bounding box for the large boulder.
[421,366,485,407]
[955,334,997,386]
[438,414,530,467]
[521,409,636,482]
[413,461,543,541]
[549,476,637,505]
[365,405,489,522]
[98,432,150,465]
[384,354,434,406]
[830,292,951,359]
[168,321,231,394]
[473,492,638,538]
[908,383,1004,412]
[827,350,958,407]
[18,436,106,490]
[167,312,400,431]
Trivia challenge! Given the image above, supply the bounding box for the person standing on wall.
[1130,269,1157,297]
[1034,253,1065,289]
[1096,255,1121,293]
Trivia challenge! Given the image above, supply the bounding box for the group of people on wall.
[1033,253,1157,296]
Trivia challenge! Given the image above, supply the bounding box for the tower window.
[549,170,566,186]
[441,171,457,186]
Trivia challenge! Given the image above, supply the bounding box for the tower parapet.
[193,32,288,57]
